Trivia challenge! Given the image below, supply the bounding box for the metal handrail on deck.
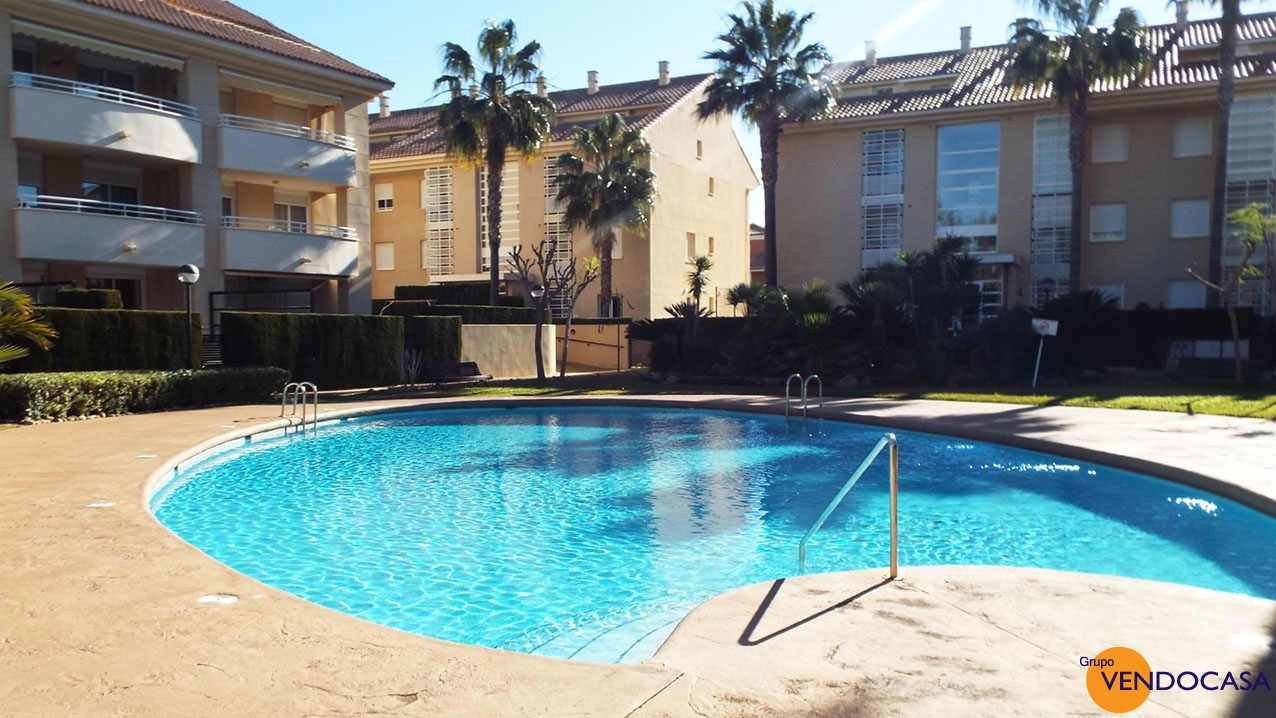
[281,381,319,431]
[798,433,899,577]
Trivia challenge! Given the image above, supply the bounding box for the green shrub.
[220,312,403,389]
[394,284,524,307]
[55,288,124,309]
[405,316,462,371]
[375,301,545,324]
[0,367,288,422]
[11,308,200,372]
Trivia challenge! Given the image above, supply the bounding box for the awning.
[12,19,184,71]
[218,69,341,108]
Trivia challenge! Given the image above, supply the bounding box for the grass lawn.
[346,375,1276,421]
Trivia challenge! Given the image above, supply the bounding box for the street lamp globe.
[178,264,200,285]
[530,283,545,299]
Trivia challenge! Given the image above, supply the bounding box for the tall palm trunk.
[485,144,505,306]
[759,112,782,287]
[1208,0,1241,298]
[1067,91,1089,293]
[598,230,614,316]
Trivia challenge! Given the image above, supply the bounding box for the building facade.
[367,66,758,320]
[778,11,1276,319]
[0,0,391,329]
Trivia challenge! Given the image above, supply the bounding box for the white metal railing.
[281,382,319,432]
[16,194,202,224]
[218,114,356,151]
[798,433,899,577]
[11,72,199,119]
[221,215,357,240]
[785,373,822,420]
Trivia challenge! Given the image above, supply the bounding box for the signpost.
[1031,318,1059,389]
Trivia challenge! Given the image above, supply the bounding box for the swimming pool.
[151,406,1276,663]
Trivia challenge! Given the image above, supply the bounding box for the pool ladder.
[798,433,899,577]
[784,373,823,420]
[281,382,319,432]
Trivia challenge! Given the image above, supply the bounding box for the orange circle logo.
[1087,647,1152,713]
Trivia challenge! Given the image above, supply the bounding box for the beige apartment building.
[368,66,758,320]
[0,0,391,329]
[778,9,1276,320]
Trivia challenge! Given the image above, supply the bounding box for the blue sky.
[231,0,1223,223]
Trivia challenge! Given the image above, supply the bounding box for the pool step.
[528,608,685,664]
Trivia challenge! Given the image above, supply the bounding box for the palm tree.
[1009,1,1152,292]
[687,255,714,316]
[435,20,555,306]
[698,0,833,288]
[0,282,56,363]
[556,112,657,316]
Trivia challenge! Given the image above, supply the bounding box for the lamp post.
[177,264,200,369]
[530,282,546,381]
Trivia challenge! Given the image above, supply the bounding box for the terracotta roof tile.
[71,0,390,86]
[369,74,710,162]
[820,12,1276,122]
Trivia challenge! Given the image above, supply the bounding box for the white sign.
[1032,318,1059,336]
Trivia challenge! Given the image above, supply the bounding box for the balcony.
[220,216,358,276]
[9,72,201,163]
[15,195,204,266]
[218,115,356,186]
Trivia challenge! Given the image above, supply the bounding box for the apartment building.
[367,65,758,320]
[0,0,391,327]
[777,9,1276,320]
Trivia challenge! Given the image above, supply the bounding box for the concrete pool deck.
[1,395,1273,716]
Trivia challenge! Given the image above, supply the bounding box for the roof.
[369,73,712,161]
[820,12,1276,122]
[70,0,391,86]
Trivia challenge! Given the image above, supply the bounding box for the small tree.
[1185,203,1274,386]
[0,282,56,363]
[508,238,600,380]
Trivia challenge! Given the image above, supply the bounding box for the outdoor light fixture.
[177,264,200,369]
[530,283,545,300]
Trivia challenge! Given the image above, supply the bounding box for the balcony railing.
[218,114,356,151]
[18,194,203,224]
[221,215,357,240]
[10,72,199,119]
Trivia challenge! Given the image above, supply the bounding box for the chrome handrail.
[11,71,199,118]
[16,194,202,224]
[218,113,356,151]
[281,381,319,431]
[221,215,357,241]
[784,373,802,419]
[798,433,899,577]
[802,374,823,417]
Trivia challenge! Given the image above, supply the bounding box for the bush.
[393,284,524,307]
[220,312,403,389]
[0,367,288,422]
[405,316,462,372]
[55,288,124,309]
[11,308,199,373]
[375,301,545,324]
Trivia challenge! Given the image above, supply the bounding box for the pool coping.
[4,394,1275,716]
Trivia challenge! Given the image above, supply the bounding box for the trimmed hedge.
[56,288,124,309]
[405,316,462,371]
[375,301,546,324]
[0,367,288,422]
[394,284,524,307]
[220,312,403,389]
[12,308,200,373]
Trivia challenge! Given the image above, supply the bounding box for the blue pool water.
[151,407,1276,663]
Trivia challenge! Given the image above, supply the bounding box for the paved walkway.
[1,396,1273,716]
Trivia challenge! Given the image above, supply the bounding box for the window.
[274,202,308,233]
[1030,117,1073,304]
[87,276,142,309]
[422,167,454,275]
[1174,117,1212,158]
[708,236,715,256]
[221,196,233,218]
[1089,283,1125,308]
[1223,95,1276,316]
[12,47,34,74]
[936,121,999,253]
[862,128,905,267]
[76,56,136,91]
[544,159,566,216]
[1089,203,1126,242]
[708,177,715,196]
[1092,124,1129,163]
[82,182,137,206]
[686,232,696,261]
[1170,199,1210,238]
[374,183,394,211]
[696,140,702,159]
[374,243,395,270]
[18,185,39,208]
[480,162,519,271]
[1166,280,1207,309]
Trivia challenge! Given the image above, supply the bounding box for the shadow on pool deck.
[738,577,894,646]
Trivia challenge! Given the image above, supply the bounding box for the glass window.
[1089,203,1127,243]
[374,183,394,211]
[273,203,308,233]
[1166,280,1207,309]
[1170,199,1209,238]
[686,232,696,261]
[374,243,394,270]
[937,121,999,253]
[1092,124,1129,163]
[13,48,35,74]
[863,129,904,267]
[1173,117,1212,158]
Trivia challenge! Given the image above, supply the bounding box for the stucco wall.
[460,323,556,379]
[554,322,630,372]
